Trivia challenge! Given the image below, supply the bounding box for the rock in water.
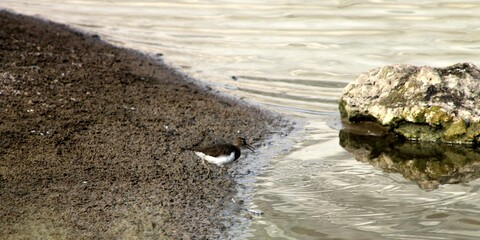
[339,62,480,144]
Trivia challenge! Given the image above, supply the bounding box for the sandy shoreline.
[0,10,288,239]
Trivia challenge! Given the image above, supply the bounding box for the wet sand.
[0,10,287,239]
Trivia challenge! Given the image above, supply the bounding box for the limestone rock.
[339,63,480,144]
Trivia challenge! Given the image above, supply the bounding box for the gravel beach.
[0,10,287,239]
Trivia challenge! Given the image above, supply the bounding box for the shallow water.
[3,0,480,239]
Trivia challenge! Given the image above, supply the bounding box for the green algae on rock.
[339,63,480,145]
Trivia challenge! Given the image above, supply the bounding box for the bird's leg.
[203,160,211,178]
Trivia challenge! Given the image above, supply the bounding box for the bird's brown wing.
[191,144,236,157]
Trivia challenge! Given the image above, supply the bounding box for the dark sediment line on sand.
[0,10,289,239]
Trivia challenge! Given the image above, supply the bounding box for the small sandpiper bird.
[184,137,254,167]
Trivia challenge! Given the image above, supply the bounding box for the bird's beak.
[245,144,255,152]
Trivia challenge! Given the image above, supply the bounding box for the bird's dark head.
[234,137,254,152]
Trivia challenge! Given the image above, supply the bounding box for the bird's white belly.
[194,151,236,166]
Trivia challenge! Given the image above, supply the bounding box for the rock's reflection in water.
[339,130,480,190]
